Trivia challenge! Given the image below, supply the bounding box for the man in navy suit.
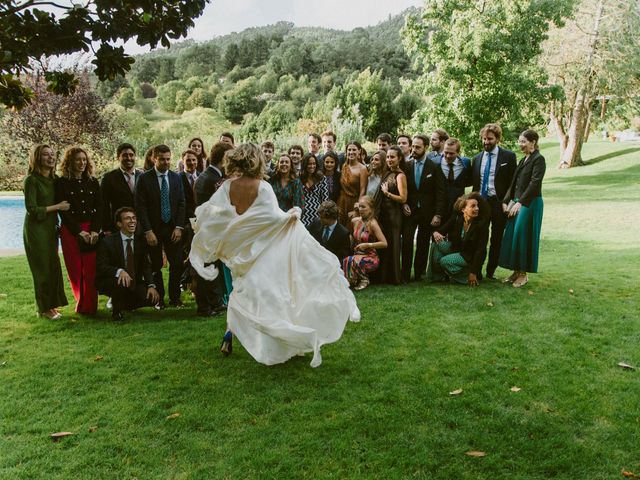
[401,134,446,282]
[135,144,186,307]
[96,207,159,320]
[101,143,142,234]
[471,123,516,279]
[309,200,351,262]
[439,137,473,222]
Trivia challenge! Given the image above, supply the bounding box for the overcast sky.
[125,0,423,53]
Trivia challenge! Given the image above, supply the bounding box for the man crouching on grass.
[96,207,160,320]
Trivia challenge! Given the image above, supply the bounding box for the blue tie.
[322,226,330,243]
[160,174,171,223]
[481,152,492,198]
[415,160,423,189]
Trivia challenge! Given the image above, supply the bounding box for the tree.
[0,0,208,109]
[544,0,640,167]
[403,0,573,153]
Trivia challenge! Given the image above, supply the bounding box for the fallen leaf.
[0,361,6,367]
[622,470,640,479]
[51,432,74,441]
[94,355,103,361]
[88,426,98,433]
[568,288,574,294]
[528,290,534,295]
[449,389,463,396]
[510,386,522,392]
[166,412,180,420]
[617,362,636,370]
[0,293,7,298]
[511,367,520,371]
[465,451,486,457]
[486,302,494,307]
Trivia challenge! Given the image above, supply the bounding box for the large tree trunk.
[559,0,604,168]
[549,101,568,160]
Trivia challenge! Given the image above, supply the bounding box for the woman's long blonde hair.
[28,144,55,177]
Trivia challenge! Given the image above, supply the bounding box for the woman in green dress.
[23,145,70,319]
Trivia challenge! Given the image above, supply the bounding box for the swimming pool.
[0,196,26,251]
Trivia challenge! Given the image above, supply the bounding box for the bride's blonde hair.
[223,143,267,179]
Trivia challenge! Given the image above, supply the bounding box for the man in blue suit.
[135,144,186,308]
[471,123,516,279]
[438,137,473,222]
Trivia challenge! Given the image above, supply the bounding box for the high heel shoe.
[502,271,519,284]
[38,309,62,320]
[354,277,370,291]
[220,331,233,356]
[512,274,529,288]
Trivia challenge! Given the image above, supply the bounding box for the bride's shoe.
[220,331,233,356]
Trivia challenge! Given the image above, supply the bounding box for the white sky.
[124,0,424,54]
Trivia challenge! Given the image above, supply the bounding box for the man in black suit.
[439,137,473,222]
[471,123,517,279]
[96,207,159,320]
[179,149,199,289]
[192,141,233,316]
[401,134,446,283]
[309,200,351,261]
[101,143,142,234]
[135,144,186,308]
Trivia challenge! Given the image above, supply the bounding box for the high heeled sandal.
[220,331,233,356]
[38,310,62,320]
[502,272,519,284]
[512,274,529,288]
[354,278,370,291]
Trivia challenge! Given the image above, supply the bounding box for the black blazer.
[437,156,473,218]
[436,213,489,276]
[403,157,446,220]
[179,171,197,220]
[135,169,186,233]
[96,233,154,292]
[100,168,142,233]
[503,150,546,207]
[309,220,351,261]
[194,165,224,208]
[471,147,517,200]
[55,176,102,235]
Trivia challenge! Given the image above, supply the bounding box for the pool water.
[0,197,26,250]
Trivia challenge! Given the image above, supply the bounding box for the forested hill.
[98,8,422,144]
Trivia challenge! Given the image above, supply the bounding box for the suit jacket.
[135,169,186,233]
[503,150,546,207]
[440,156,473,216]
[471,147,517,200]
[194,165,224,207]
[309,220,351,261]
[100,168,142,233]
[436,213,489,276]
[95,233,154,292]
[402,157,446,220]
[179,171,197,220]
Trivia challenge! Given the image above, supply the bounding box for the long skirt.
[60,222,98,314]
[499,197,544,273]
[426,241,470,284]
[342,251,379,286]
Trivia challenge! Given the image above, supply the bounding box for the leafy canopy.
[0,0,208,109]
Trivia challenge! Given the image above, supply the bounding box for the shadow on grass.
[545,162,640,188]
[583,147,640,166]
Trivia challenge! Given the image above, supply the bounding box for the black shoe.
[112,311,124,321]
[169,300,185,308]
[197,309,221,317]
[220,331,232,356]
[212,304,227,313]
[485,273,497,280]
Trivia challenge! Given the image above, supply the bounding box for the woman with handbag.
[55,146,102,315]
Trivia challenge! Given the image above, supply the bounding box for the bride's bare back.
[229,177,261,215]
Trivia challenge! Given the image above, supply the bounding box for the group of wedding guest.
[22,123,546,320]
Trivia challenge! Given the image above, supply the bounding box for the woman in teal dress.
[499,129,546,288]
[23,145,70,319]
[269,153,304,211]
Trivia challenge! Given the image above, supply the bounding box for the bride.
[189,144,360,367]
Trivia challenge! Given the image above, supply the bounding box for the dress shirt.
[479,146,499,197]
[155,168,171,193]
[440,157,464,180]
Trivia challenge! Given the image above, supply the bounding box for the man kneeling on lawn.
[96,207,160,320]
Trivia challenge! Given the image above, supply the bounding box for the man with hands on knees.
[96,207,160,320]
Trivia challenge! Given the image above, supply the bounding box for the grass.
[1,140,639,479]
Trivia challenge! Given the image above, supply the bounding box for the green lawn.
[1,140,639,479]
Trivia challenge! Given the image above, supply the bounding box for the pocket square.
[500,163,507,166]
[426,174,432,178]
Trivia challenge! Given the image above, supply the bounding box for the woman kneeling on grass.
[427,192,489,286]
[342,195,387,291]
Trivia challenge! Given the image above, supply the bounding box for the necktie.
[322,226,330,243]
[125,238,135,278]
[126,172,135,193]
[448,162,455,183]
[415,160,423,189]
[481,152,493,198]
[160,174,171,223]
[189,173,194,188]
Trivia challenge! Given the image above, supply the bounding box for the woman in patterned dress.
[378,146,407,285]
[269,153,304,212]
[337,141,368,227]
[342,195,387,291]
[300,153,329,227]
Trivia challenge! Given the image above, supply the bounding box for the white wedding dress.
[189,179,360,367]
